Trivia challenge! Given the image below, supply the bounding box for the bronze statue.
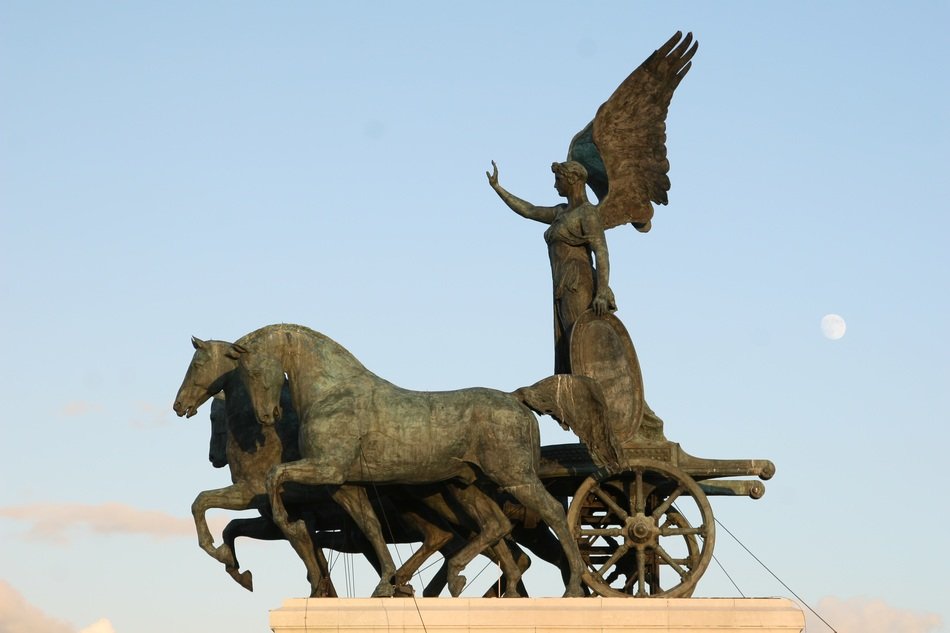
[174,31,779,600]
[488,31,698,375]
[488,160,614,374]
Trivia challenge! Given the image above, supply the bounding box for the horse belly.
[348,391,480,484]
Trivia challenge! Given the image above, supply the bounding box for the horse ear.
[226,343,248,360]
[192,336,206,350]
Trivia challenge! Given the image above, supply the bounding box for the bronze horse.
[176,336,527,597]
[233,323,587,596]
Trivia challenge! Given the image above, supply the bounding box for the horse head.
[233,342,285,426]
[173,336,240,418]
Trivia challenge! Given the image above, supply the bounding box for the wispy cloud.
[0,503,225,544]
[0,579,114,633]
[128,401,176,428]
[57,401,104,417]
[56,400,178,428]
[807,596,943,633]
[79,619,116,633]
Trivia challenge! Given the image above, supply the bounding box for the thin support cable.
[711,553,746,598]
[715,516,838,632]
[359,446,429,633]
[672,501,744,597]
[461,557,494,593]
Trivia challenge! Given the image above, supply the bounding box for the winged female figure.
[487,31,697,375]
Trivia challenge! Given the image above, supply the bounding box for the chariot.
[532,311,775,598]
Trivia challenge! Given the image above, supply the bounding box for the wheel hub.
[625,513,658,545]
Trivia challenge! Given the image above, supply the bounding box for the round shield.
[569,311,644,447]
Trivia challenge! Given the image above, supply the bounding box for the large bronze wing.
[568,31,697,231]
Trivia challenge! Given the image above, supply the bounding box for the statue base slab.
[269,597,804,632]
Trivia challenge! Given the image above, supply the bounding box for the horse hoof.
[448,575,466,598]
[393,584,415,598]
[562,587,584,598]
[371,584,395,598]
[310,581,334,598]
[225,566,254,591]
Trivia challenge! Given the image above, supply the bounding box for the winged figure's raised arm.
[568,31,698,231]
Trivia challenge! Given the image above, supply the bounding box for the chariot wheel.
[567,460,715,597]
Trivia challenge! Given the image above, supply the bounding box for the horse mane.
[238,323,368,377]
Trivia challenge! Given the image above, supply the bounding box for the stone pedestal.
[270,597,804,632]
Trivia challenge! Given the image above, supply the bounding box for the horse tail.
[514,375,622,469]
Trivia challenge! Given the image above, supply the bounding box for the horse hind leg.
[421,534,470,597]
[483,541,531,598]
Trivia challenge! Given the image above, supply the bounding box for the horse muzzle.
[173,400,199,418]
[257,404,282,425]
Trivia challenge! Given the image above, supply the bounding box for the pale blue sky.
[1,3,948,633]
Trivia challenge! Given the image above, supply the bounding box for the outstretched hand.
[486,160,499,188]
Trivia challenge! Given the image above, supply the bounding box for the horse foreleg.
[332,485,397,598]
[220,516,284,591]
[442,484,516,597]
[266,462,335,597]
[301,514,337,597]
[390,509,455,594]
[502,481,585,597]
[512,523,573,588]
[191,484,258,569]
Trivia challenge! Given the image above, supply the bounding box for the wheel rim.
[567,460,715,597]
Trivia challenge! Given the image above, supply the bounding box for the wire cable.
[360,446,430,633]
[715,516,838,632]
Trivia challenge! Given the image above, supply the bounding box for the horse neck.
[221,370,282,483]
[278,329,363,400]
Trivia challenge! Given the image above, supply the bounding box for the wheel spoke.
[651,485,684,519]
[622,569,637,592]
[636,547,647,596]
[660,526,706,537]
[579,527,624,538]
[655,544,689,578]
[591,486,629,521]
[634,470,645,514]
[596,543,630,578]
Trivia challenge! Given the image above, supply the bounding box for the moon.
[821,314,847,340]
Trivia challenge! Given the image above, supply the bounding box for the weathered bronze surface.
[174,31,776,599]
[231,323,587,597]
[175,337,539,598]
[488,31,698,374]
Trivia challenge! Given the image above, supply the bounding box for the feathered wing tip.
[567,31,698,231]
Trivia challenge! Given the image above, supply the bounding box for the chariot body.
[529,311,775,598]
